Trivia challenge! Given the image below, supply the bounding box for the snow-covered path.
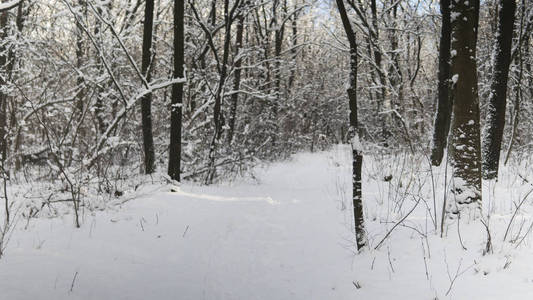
[0,150,359,300]
[6,148,533,300]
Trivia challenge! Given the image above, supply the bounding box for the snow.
[1,150,358,299]
[452,74,459,84]
[0,0,21,12]
[351,134,362,151]
[3,147,533,299]
[451,12,461,22]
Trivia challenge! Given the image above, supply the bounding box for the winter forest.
[0,0,532,298]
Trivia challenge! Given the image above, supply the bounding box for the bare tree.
[168,0,185,182]
[227,5,245,145]
[482,0,517,179]
[336,0,367,250]
[141,0,156,174]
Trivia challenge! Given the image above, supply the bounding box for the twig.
[503,187,533,241]
[515,220,533,249]
[387,247,395,273]
[444,255,476,296]
[69,271,79,292]
[457,214,467,250]
[480,218,492,255]
[375,197,421,250]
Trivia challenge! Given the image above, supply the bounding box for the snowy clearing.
[2,147,533,299]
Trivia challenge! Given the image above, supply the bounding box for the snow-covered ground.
[2,146,533,299]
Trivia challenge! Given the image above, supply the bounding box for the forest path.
[0,149,359,300]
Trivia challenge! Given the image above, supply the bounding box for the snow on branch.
[83,77,186,169]
[0,0,21,12]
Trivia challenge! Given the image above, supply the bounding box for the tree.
[168,0,185,182]
[201,0,241,183]
[346,0,387,142]
[140,0,156,174]
[336,0,367,250]
[449,0,482,214]
[0,0,23,168]
[227,6,245,145]
[482,0,517,179]
[430,0,452,166]
[0,11,8,167]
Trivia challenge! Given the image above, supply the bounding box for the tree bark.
[93,4,107,135]
[481,0,516,179]
[449,0,482,214]
[227,11,245,145]
[271,0,285,147]
[141,0,156,174]
[336,0,367,250]
[287,4,298,90]
[75,0,85,114]
[430,0,452,166]
[0,10,9,165]
[168,0,184,181]
[205,0,239,183]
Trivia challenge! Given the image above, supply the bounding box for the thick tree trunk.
[430,0,452,166]
[168,0,184,182]
[449,0,482,215]
[482,0,516,179]
[336,0,367,250]
[141,0,156,174]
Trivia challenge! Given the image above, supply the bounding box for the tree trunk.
[12,1,26,171]
[272,0,285,148]
[205,0,235,183]
[75,0,85,114]
[369,0,388,141]
[449,0,482,215]
[227,11,245,145]
[93,4,107,135]
[0,11,9,165]
[336,0,367,250]
[481,0,516,179]
[430,0,452,166]
[168,0,184,182]
[287,4,298,90]
[141,0,156,174]
[0,1,24,170]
